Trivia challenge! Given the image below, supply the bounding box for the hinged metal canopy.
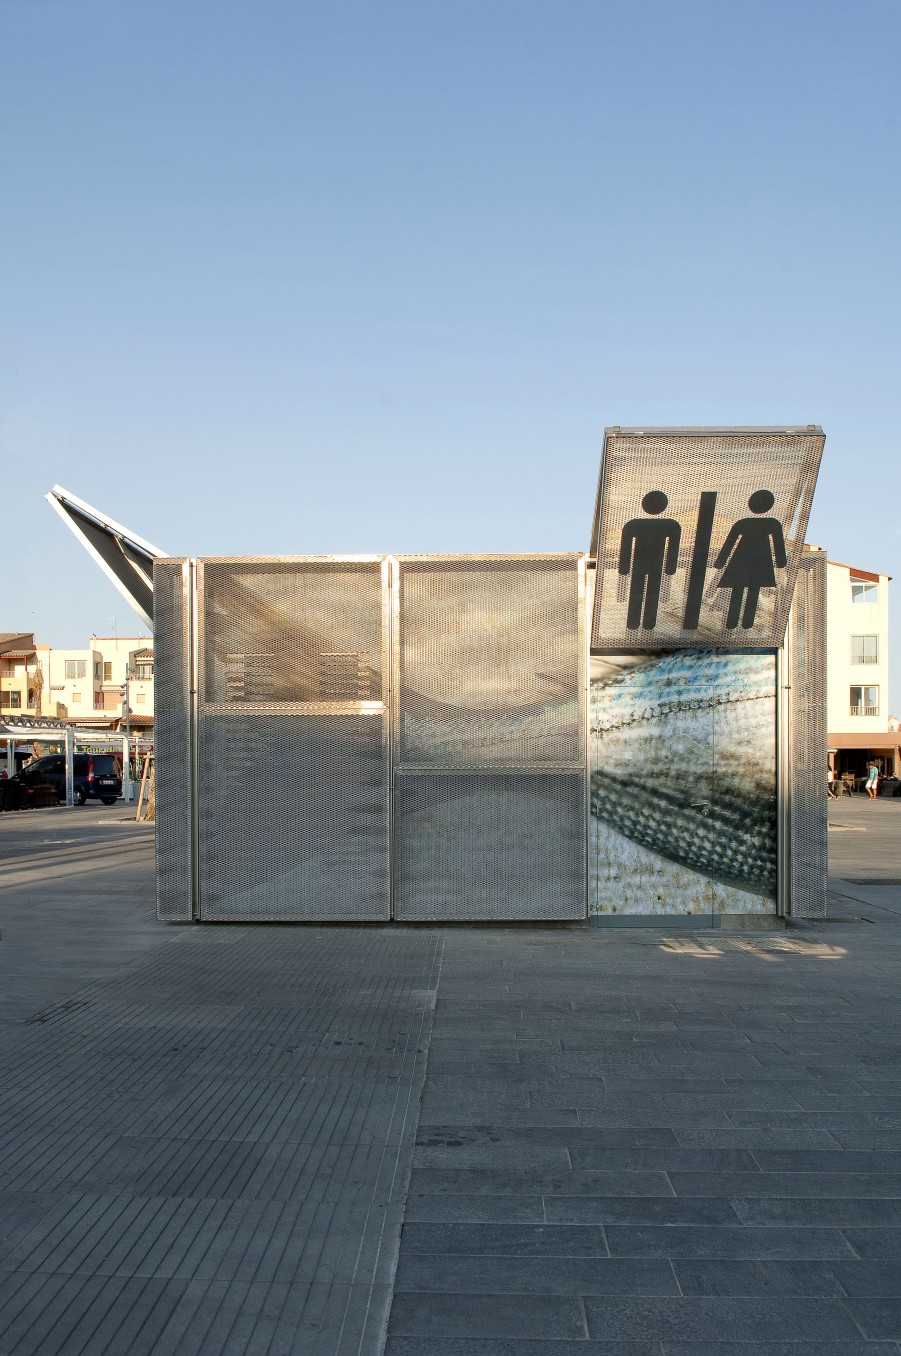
[45,485,167,629]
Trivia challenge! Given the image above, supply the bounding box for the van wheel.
[73,788,87,806]
[101,797,117,806]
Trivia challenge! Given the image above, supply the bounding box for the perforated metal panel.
[788,548,828,918]
[199,558,386,706]
[198,713,389,921]
[154,559,194,921]
[591,428,824,650]
[394,774,585,920]
[396,556,584,769]
[195,558,390,922]
[393,555,586,920]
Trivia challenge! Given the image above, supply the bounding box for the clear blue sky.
[2,1,899,705]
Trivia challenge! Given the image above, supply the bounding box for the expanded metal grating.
[393,773,586,920]
[193,558,390,922]
[395,555,584,770]
[591,428,824,651]
[198,713,389,921]
[393,555,586,920]
[788,548,828,918]
[198,558,386,706]
[154,560,194,922]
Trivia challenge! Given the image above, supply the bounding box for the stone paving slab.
[2,795,901,1353]
[390,800,901,1354]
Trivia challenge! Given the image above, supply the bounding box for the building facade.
[826,560,898,786]
[0,633,39,715]
[1,634,153,727]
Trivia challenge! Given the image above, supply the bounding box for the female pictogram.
[713,490,787,629]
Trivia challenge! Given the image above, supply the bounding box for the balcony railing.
[850,705,880,716]
[852,654,879,664]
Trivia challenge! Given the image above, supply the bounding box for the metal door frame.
[389,552,588,921]
[191,554,392,922]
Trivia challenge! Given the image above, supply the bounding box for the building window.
[135,692,146,704]
[94,662,101,679]
[850,685,879,716]
[5,691,22,709]
[135,660,154,680]
[103,662,112,681]
[851,635,879,665]
[65,659,87,679]
[851,581,878,605]
[71,691,82,703]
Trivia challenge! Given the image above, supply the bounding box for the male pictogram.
[713,489,786,629]
[618,491,681,630]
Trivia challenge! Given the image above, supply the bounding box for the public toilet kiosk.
[49,425,827,926]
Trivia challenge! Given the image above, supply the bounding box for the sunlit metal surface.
[154,560,194,922]
[788,548,828,918]
[393,555,587,921]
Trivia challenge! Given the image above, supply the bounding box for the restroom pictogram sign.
[590,428,825,651]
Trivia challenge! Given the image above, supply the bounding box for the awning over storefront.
[828,733,901,751]
[828,732,901,776]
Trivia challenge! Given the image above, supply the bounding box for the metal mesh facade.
[198,713,389,921]
[198,559,386,706]
[591,428,824,651]
[152,546,815,925]
[194,558,390,922]
[787,548,828,918]
[393,556,586,920]
[153,559,194,921]
[394,773,586,920]
[395,556,584,768]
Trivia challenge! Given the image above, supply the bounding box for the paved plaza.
[1,796,900,1354]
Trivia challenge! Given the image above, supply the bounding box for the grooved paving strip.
[0,876,441,1355]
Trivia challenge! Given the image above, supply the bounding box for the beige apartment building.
[1,633,153,729]
[826,559,898,788]
[0,632,40,714]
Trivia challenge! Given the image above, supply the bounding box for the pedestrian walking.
[865,764,880,800]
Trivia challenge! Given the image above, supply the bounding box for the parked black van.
[14,753,122,805]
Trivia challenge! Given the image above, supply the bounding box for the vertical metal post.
[5,738,14,779]
[384,556,395,920]
[776,629,792,918]
[585,564,596,922]
[122,734,133,801]
[189,560,201,919]
[64,727,75,808]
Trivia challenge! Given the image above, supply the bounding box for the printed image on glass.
[590,651,777,917]
[591,430,824,650]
